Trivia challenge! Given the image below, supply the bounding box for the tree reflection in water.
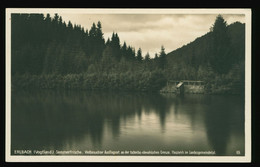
[11,90,244,155]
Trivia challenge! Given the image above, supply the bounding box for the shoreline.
[11,74,244,95]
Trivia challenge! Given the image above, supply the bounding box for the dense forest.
[11,14,245,94]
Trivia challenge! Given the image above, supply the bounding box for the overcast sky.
[55,13,245,58]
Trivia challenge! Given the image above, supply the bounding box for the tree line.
[11,14,245,94]
[11,13,167,91]
[11,13,166,76]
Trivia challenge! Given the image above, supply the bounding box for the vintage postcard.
[5,8,251,162]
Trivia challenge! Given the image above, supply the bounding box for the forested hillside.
[165,20,245,80]
[11,14,245,94]
[11,13,167,91]
[164,16,245,94]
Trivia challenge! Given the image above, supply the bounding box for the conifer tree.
[209,15,232,74]
[136,48,143,61]
[158,46,166,69]
[110,32,121,61]
[144,52,150,61]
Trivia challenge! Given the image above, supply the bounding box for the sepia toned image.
[5,9,251,162]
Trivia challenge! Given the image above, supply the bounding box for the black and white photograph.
[5,8,251,162]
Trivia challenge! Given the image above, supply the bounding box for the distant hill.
[165,21,245,81]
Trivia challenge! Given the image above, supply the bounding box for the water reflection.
[11,90,244,155]
[203,95,245,155]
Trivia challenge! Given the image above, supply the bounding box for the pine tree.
[136,48,143,61]
[158,46,166,69]
[144,52,150,61]
[110,32,121,61]
[209,15,232,74]
[121,42,127,60]
[154,53,159,59]
[106,38,111,46]
[127,46,135,60]
[94,21,105,62]
[68,21,73,29]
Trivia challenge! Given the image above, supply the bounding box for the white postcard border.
[5,8,252,163]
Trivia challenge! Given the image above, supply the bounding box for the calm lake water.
[11,90,245,156]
